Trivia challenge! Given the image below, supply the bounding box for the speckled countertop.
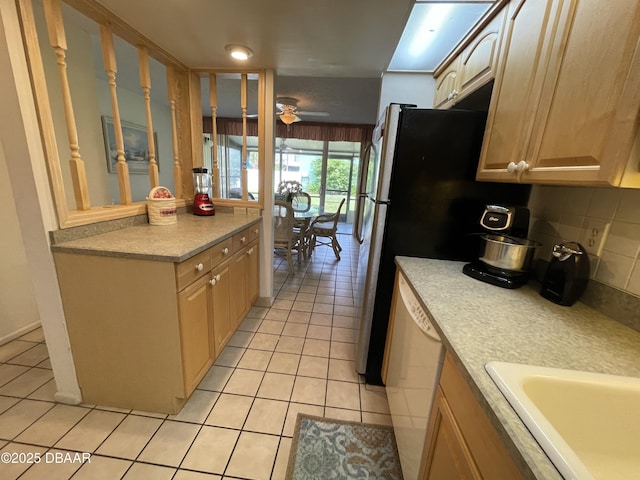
[395,256,640,480]
[51,214,261,262]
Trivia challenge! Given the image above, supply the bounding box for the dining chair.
[309,198,346,260]
[291,192,312,213]
[273,200,305,274]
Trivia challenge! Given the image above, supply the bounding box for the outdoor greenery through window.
[275,138,361,224]
[203,133,260,200]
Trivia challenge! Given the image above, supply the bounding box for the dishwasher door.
[385,272,444,480]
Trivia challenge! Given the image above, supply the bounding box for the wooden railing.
[18,0,269,229]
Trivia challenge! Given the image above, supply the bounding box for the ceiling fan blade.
[297,111,330,117]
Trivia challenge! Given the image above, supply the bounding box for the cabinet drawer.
[232,227,252,253]
[175,249,211,292]
[210,238,233,268]
[247,224,260,242]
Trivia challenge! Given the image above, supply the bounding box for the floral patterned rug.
[285,414,403,480]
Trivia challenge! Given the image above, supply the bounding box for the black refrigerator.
[354,104,531,385]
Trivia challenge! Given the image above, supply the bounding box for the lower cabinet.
[211,260,232,356]
[177,273,215,396]
[230,238,260,329]
[420,353,525,480]
[53,222,261,414]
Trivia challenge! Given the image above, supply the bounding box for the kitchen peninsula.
[395,257,640,480]
[52,213,261,414]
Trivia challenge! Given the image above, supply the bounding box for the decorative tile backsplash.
[528,185,640,297]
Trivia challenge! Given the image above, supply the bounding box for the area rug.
[285,414,403,480]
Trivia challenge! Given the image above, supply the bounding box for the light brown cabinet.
[477,0,640,187]
[53,222,261,414]
[178,273,215,395]
[420,353,524,480]
[229,226,260,329]
[433,58,460,109]
[434,8,505,110]
[211,260,232,356]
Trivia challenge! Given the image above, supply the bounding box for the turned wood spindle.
[42,0,90,210]
[209,73,220,199]
[240,73,248,201]
[138,47,159,189]
[166,66,183,199]
[99,24,132,205]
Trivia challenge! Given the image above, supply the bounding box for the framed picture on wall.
[102,116,158,174]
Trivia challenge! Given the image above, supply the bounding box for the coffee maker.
[192,167,215,216]
[463,205,533,288]
[540,242,590,306]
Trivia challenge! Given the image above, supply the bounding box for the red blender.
[192,167,215,216]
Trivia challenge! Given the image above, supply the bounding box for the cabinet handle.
[507,161,518,173]
[451,90,458,98]
[209,278,216,286]
[247,247,254,255]
[196,263,204,272]
[241,236,246,243]
[215,274,221,282]
[516,160,530,172]
[222,247,229,255]
[254,228,259,235]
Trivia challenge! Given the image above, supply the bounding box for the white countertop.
[395,256,640,480]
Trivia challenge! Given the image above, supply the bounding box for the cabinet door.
[457,8,505,100]
[177,274,214,395]
[433,59,460,109]
[420,388,481,480]
[246,240,259,307]
[525,0,640,185]
[230,248,248,328]
[477,0,559,180]
[211,261,232,356]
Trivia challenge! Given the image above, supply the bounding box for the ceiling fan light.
[280,112,297,125]
[225,44,253,61]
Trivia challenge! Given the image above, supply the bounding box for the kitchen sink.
[485,361,640,480]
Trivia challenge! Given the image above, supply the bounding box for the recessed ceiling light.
[225,44,253,61]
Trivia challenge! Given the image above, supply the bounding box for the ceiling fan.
[276,97,329,125]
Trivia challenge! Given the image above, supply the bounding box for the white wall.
[377,72,436,119]
[528,185,640,297]
[0,141,40,343]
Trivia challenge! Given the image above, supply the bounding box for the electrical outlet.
[580,219,611,257]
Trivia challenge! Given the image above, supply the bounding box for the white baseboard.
[0,321,41,346]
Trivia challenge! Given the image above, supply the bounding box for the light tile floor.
[0,235,391,479]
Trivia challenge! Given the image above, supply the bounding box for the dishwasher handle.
[398,274,441,342]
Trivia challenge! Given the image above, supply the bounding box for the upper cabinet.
[477,0,640,187]
[433,58,460,109]
[433,7,506,110]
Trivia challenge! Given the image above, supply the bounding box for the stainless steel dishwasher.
[385,271,444,480]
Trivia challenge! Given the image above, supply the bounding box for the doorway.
[275,139,360,230]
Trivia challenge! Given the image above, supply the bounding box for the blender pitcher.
[192,167,215,216]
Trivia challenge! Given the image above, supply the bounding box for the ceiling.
[93,0,494,125]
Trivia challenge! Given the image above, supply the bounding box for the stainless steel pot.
[479,234,541,272]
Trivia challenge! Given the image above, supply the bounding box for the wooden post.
[138,47,159,189]
[99,24,132,205]
[241,73,248,201]
[209,73,220,198]
[166,66,183,199]
[42,0,90,210]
